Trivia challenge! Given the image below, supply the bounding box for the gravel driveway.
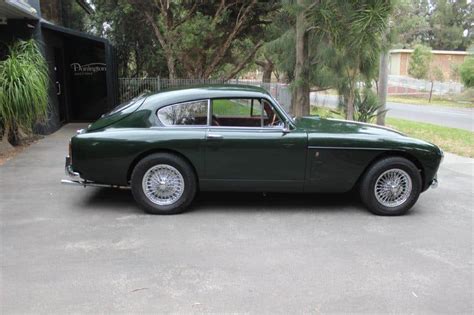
[1,124,472,313]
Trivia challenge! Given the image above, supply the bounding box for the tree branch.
[224,40,264,80]
[172,2,198,30]
[204,0,258,77]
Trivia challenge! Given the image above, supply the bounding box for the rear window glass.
[105,94,146,116]
[157,100,208,126]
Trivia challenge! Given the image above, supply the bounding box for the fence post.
[157,76,161,91]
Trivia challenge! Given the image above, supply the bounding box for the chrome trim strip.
[61,179,131,189]
[308,146,389,151]
[207,99,211,126]
[207,126,286,132]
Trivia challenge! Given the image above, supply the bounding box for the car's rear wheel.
[131,153,196,214]
[360,157,422,216]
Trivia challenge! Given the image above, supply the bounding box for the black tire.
[360,157,422,216]
[131,153,197,214]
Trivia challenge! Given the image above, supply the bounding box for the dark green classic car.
[62,85,443,215]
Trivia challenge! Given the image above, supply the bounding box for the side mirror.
[282,121,291,134]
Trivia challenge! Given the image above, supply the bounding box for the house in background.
[0,0,118,133]
[389,49,468,82]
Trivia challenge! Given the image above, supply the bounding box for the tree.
[91,0,279,79]
[90,0,168,77]
[307,0,392,120]
[129,0,279,79]
[408,44,432,79]
[428,0,473,51]
[292,0,311,117]
[391,0,473,51]
[279,0,392,118]
[391,0,431,48]
[460,57,474,87]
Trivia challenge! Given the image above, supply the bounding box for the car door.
[202,98,307,192]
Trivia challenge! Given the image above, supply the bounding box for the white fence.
[387,75,464,95]
[118,78,292,111]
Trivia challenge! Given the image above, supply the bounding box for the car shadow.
[83,188,367,215]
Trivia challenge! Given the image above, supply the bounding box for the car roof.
[141,84,272,109]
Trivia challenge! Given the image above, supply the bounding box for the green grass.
[386,118,473,158]
[310,106,344,118]
[212,99,263,116]
[212,99,250,116]
[311,106,473,158]
[387,94,474,108]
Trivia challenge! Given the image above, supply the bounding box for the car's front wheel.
[360,157,422,216]
[131,153,196,214]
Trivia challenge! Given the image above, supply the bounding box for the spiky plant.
[0,39,49,146]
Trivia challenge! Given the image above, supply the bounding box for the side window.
[212,98,266,127]
[157,100,208,126]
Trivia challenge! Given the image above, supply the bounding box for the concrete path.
[1,124,472,313]
[312,93,474,131]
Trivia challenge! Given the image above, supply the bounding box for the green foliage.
[391,0,431,48]
[391,0,473,50]
[460,57,474,88]
[91,0,280,79]
[408,44,432,79]
[0,40,49,143]
[90,0,168,77]
[428,0,473,51]
[353,88,386,123]
[305,0,392,119]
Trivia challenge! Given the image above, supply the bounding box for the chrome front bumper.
[430,175,438,189]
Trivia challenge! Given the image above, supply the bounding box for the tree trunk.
[0,123,13,153]
[346,88,355,121]
[262,60,273,83]
[166,55,176,80]
[429,81,434,102]
[292,0,310,117]
[377,49,389,125]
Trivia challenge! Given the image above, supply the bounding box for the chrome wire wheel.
[374,168,413,208]
[142,164,185,206]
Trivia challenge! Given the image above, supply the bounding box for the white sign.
[70,63,106,76]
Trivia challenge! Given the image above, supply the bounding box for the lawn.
[311,106,473,158]
[212,99,254,116]
[387,91,474,109]
[386,118,473,158]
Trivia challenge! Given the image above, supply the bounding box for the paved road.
[1,124,473,313]
[312,93,474,131]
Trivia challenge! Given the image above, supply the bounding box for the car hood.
[294,116,405,137]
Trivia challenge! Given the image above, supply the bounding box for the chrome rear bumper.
[61,156,130,189]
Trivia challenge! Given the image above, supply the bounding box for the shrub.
[354,88,386,123]
[408,45,432,80]
[460,57,474,88]
[0,40,49,145]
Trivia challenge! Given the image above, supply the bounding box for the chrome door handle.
[56,81,61,95]
[207,133,223,139]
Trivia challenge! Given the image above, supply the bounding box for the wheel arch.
[126,148,199,185]
[355,150,425,189]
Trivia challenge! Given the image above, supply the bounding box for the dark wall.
[1,19,118,134]
[0,19,37,59]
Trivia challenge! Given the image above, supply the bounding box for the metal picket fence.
[387,75,464,96]
[118,77,292,111]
